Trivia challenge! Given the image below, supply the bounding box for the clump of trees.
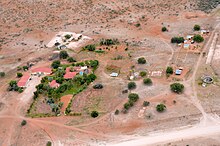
[91,111,99,118]
[128,82,136,90]
[171,37,184,44]
[166,66,173,76]
[0,72,5,77]
[170,83,184,94]
[156,104,166,112]
[138,57,146,64]
[194,25,201,31]
[100,38,119,46]
[59,51,69,59]
[193,34,204,43]
[162,27,167,32]
[123,93,139,112]
[8,80,20,92]
[83,44,96,51]
[51,60,61,69]
[143,78,152,85]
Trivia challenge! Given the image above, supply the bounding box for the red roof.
[64,72,78,79]
[66,67,81,73]
[17,75,30,87]
[32,67,52,74]
[49,80,60,88]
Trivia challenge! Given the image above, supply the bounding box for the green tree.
[143,78,152,85]
[91,111,99,118]
[193,34,204,43]
[162,27,167,32]
[59,50,69,59]
[21,120,27,126]
[194,25,201,31]
[84,44,96,51]
[138,57,146,64]
[156,104,166,112]
[128,93,139,102]
[17,72,23,78]
[51,60,60,69]
[23,66,28,71]
[139,71,147,77]
[64,34,71,39]
[170,83,184,94]
[166,66,173,75]
[67,57,76,63]
[46,141,52,146]
[0,72,5,77]
[143,101,150,107]
[171,37,184,44]
[124,102,131,110]
[128,82,136,90]
[115,109,119,115]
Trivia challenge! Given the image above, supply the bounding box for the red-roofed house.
[17,75,31,88]
[64,72,78,79]
[31,67,52,75]
[49,80,60,88]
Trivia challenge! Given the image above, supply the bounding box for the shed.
[110,72,118,77]
[175,69,182,75]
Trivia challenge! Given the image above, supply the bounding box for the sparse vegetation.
[83,44,96,51]
[0,72,5,77]
[128,82,136,90]
[100,38,119,46]
[138,57,146,64]
[170,83,184,94]
[156,104,166,112]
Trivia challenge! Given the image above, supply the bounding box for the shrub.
[124,102,131,110]
[51,60,60,69]
[135,23,141,27]
[139,71,147,77]
[46,141,52,146]
[67,57,76,63]
[23,66,28,71]
[128,82,136,90]
[171,37,184,44]
[84,44,96,51]
[21,120,27,126]
[194,25,201,31]
[17,72,23,78]
[143,101,150,107]
[91,111,99,118]
[87,74,97,83]
[143,78,152,85]
[162,27,167,32]
[100,39,119,46]
[59,50,69,59]
[156,104,166,112]
[0,72,5,77]
[18,88,23,93]
[166,66,173,75]
[170,83,184,94]
[138,57,146,64]
[128,93,139,102]
[64,34,71,39]
[93,83,103,89]
[193,34,204,43]
[115,109,119,115]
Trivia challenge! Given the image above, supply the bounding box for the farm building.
[64,72,78,79]
[49,80,60,88]
[175,69,182,75]
[17,75,31,88]
[31,67,52,75]
[110,72,118,77]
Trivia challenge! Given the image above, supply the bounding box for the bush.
[93,83,103,89]
[0,72,5,77]
[124,102,131,110]
[128,82,136,90]
[162,27,167,32]
[156,104,166,112]
[143,101,150,107]
[166,66,173,75]
[143,78,152,85]
[194,25,201,31]
[17,72,23,78]
[115,109,119,115]
[171,37,184,44]
[59,50,69,59]
[170,83,184,94]
[84,44,96,51]
[51,60,60,69]
[100,39,119,46]
[64,34,71,39]
[138,57,146,64]
[128,93,139,102]
[135,23,141,27]
[67,57,76,63]
[139,71,147,77]
[193,34,204,43]
[91,111,99,118]
[21,120,27,126]
[46,141,52,146]
[18,88,23,93]
[23,66,28,71]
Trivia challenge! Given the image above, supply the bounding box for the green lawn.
[60,84,86,97]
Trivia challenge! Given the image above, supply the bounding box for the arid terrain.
[0,0,220,146]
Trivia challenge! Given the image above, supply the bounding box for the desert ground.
[0,0,220,146]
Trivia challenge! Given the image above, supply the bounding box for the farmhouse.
[49,80,60,88]
[64,72,78,79]
[17,74,31,88]
[31,67,52,75]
